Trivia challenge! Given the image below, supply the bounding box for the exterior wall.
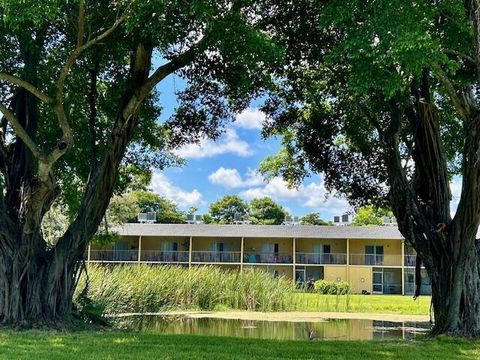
[243,237,292,254]
[142,236,190,251]
[192,237,242,251]
[244,265,293,279]
[324,266,347,282]
[348,266,372,294]
[295,238,347,253]
[349,239,403,266]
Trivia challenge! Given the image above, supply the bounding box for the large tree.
[249,197,287,225]
[0,0,279,324]
[262,0,480,336]
[208,195,248,224]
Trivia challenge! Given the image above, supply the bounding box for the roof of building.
[113,223,404,240]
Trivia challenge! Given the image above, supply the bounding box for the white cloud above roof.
[174,129,252,159]
[240,176,349,216]
[208,167,264,188]
[234,108,265,130]
[150,172,202,208]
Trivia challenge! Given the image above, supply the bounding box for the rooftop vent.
[138,212,156,223]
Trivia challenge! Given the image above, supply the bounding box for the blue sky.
[148,71,463,220]
[147,72,351,221]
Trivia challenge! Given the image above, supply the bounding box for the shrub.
[76,265,295,315]
[314,280,351,295]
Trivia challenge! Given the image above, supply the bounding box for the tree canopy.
[249,197,287,225]
[208,195,248,224]
[300,213,329,226]
[352,206,393,226]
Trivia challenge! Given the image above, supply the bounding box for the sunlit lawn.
[288,293,431,315]
[0,331,477,359]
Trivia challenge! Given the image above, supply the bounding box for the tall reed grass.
[77,265,295,314]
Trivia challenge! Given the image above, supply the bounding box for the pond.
[113,315,430,341]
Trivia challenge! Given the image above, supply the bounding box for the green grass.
[287,293,431,315]
[0,331,477,359]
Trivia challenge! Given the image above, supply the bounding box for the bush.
[314,280,350,295]
[76,265,295,315]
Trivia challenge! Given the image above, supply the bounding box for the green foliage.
[314,280,351,295]
[108,191,185,224]
[208,195,248,224]
[90,232,120,247]
[300,213,329,226]
[353,205,394,226]
[77,265,294,313]
[249,197,287,225]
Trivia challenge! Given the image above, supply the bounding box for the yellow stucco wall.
[295,238,347,253]
[141,236,190,251]
[192,237,242,251]
[348,266,373,294]
[324,266,347,282]
[243,237,292,254]
[349,239,402,266]
[243,265,293,279]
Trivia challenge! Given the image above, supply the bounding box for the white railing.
[243,253,292,264]
[191,251,241,263]
[404,255,416,267]
[295,253,347,265]
[141,250,189,263]
[350,254,403,266]
[89,250,138,262]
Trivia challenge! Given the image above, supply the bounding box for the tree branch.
[0,73,52,103]
[0,102,43,160]
[432,64,472,118]
[51,1,128,163]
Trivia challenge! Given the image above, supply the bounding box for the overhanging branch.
[0,73,52,103]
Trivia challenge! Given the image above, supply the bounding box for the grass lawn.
[288,293,431,315]
[0,331,478,359]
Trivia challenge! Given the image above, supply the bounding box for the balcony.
[141,250,189,263]
[295,253,347,265]
[90,250,138,262]
[350,254,403,266]
[192,251,241,263]
[404,255,416,267]
[243,252,292,264]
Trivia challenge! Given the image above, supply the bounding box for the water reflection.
[113,316,430,341]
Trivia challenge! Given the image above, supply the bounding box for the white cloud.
[175,129,252,159]
[239,176,349,216]
[208,167,264,188]
[234,108,265,129]
[150,172,202,208]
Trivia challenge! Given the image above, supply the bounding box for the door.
[114,240,129,261]
[313,244,322,264]
[372,270,383,294]
[295,269,306,285]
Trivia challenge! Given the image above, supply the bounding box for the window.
[365,245,384,265]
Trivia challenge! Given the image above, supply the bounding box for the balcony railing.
[243,252,292,264]
[295,253,347,265]
[90,250,138,262]
[404,255,416,267]
[350,254,403,266]
[192,251,241,263]
[141,250,189,263]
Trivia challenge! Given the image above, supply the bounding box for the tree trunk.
[427,236,480,336]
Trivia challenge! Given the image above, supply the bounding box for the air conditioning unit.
[293,216,299,224]
[234,212,243,223]
[333,215,341,224]
[194,214,203,223]
[146,212,156,223]
[186,214,195,223]
[341,214,350,224]
[137,213,147,223]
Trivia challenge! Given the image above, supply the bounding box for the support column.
[87,243,91,263]
[189,236,193,268]
[292,237,296,283]
[137,236,142,264]
[401,239,405,295]
[240,237,244,273]
[346,238,350,282]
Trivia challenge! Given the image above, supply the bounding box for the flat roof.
[113,223,404,240]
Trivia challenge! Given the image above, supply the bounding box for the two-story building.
[88,224,431,295]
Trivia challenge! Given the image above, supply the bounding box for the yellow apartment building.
[88,224,431,295]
